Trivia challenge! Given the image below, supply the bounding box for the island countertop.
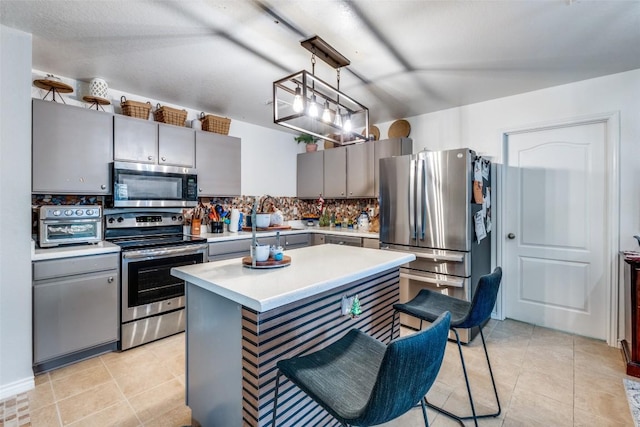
[171,244,415,312]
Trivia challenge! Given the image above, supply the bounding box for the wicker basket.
[200,112,231,135]
[120,96,151,119]
[153,103,187,126]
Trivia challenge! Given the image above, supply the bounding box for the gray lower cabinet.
[195,131,241,196]
[362,237,380,249]
[208,237,275,262]
[324,234,363,247]
[32,99,113,194]
[114,115,195,167]
[208,234,309,262]
[297,151,324,199]
[33,253,119,372]
[282,233,310,250]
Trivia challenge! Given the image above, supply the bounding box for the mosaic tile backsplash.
[32,194,379,226]
[190,195,379,225]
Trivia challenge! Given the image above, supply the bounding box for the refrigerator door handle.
[413,252,465,263]
[417,158,426,240]
[400,272,465,288]
[409,158,416,240]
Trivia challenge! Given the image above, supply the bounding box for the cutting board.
[242,225,291,231]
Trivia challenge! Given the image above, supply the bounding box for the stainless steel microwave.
[112,162,198,208]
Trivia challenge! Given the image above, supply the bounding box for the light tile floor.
[4,318,635,426]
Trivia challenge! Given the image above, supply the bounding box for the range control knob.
[86,209,94,216]
[108,217,115,224]
[52,210,61,216]
[171,216,177,222]
[75,210,83,216]
[117,217,124,223]
[64,209,73,216]
[177,215,183,222]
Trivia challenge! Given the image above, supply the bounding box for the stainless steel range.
[105,209,208,350]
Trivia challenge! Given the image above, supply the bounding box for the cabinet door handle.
[107,276,114,283]
[148,155,153,161]
[100,184,106,190]
[161,157,166,162]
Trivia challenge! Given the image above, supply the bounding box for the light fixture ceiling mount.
[273,35,369,145]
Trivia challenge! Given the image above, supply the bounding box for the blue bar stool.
[392,267,503,427]
[272,311,451,426]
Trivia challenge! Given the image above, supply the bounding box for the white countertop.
[171,244,414,312]
[198,226,379,242]
[32,241,121,261]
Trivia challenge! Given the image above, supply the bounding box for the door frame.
[497,111,620,346]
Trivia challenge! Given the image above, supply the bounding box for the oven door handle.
[122,244,208,259]
[400,272,464,288]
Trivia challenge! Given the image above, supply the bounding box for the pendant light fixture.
[273,35,369,145]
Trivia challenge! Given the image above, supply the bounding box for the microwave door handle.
[409,158,416,240]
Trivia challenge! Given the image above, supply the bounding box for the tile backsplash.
[31,194,379,226]
[192,196,378,225]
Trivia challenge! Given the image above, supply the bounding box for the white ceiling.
[1,0,639,131]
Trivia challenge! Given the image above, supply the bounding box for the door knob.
[507,233,516,239]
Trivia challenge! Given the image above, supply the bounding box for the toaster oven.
[38,205,103,248]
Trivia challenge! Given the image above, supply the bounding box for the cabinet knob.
[107,276,114,283]
[161,157,166,161]
[148,156,153,161]
[507,233,516,239]
[100,184,106,190]
[199,188,202,192]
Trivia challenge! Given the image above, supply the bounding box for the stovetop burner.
[104,210,207,251]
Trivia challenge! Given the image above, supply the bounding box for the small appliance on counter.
[37,205,103,248]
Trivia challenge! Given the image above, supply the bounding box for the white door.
[504,122,609,339]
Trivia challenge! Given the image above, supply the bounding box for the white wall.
[379,69,640,250]
[30,70,299,199]
[0,25,35,399]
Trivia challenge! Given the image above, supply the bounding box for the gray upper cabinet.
[297,151,324,199]
[323,146,347,198]
[114,115,195,167]
[113,115,157,163]
[32,99,113,194]
[195,131,241,196]
[374,137,413,197]
[347,143,374,198]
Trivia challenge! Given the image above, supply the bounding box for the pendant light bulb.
[308,95,319,118]
[334,108,343,128]
[322,101,332,122]
[292,86,303,113]
[343,113,352,132]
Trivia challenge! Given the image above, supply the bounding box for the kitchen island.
[171,244,415,427]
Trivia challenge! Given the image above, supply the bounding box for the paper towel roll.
[229,208,240,232]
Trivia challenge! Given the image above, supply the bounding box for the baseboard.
[0,376,35,401]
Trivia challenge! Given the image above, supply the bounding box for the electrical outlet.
[341,295,354,315]
[293,206,298,215]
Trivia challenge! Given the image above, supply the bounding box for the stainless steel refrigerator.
[379,148,492,343]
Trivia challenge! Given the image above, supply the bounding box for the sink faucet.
[251,198,259,268]
[259,195,277,213]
